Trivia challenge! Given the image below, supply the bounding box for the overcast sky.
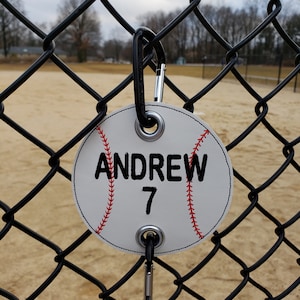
[21,0,299,40]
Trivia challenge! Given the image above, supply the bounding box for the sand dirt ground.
[0,70,299,299]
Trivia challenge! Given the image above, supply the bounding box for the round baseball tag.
[72,103,233,255]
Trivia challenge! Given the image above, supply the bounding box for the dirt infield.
[0,70,299,299]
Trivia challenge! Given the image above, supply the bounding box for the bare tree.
[55,0,101,62]
[137,11,175,61]
[168,9,190,61]
[0,0,25,57]
[136,2,297,64]
[103,39,123,62]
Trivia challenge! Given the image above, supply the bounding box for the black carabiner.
[132,27,166,128]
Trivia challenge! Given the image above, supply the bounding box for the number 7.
[142,186,157,215]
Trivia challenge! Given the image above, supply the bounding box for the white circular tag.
[72,103,233,255]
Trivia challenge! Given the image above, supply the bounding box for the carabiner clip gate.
[154,62,166,103]
[132,27,166,128]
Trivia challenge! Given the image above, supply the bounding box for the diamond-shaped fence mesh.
[0,0,299,299]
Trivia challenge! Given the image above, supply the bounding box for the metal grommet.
[136,225,164,248]
[135,110,165,142]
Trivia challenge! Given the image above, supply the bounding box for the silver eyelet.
[135,111,165,142]
[136,225,164,248]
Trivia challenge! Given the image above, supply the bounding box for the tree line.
[0,0,299,64]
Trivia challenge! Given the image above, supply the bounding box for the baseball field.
[0,64,299,299]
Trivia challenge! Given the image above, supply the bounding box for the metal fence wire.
[0,0,299,299]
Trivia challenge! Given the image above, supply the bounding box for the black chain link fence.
[0,0,299,299]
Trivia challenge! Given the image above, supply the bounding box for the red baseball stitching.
[187,129,210,239]
[95,125,115,235]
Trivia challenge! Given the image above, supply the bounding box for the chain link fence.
[0,0,299,299]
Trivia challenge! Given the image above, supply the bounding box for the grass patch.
[0,61,298,90]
